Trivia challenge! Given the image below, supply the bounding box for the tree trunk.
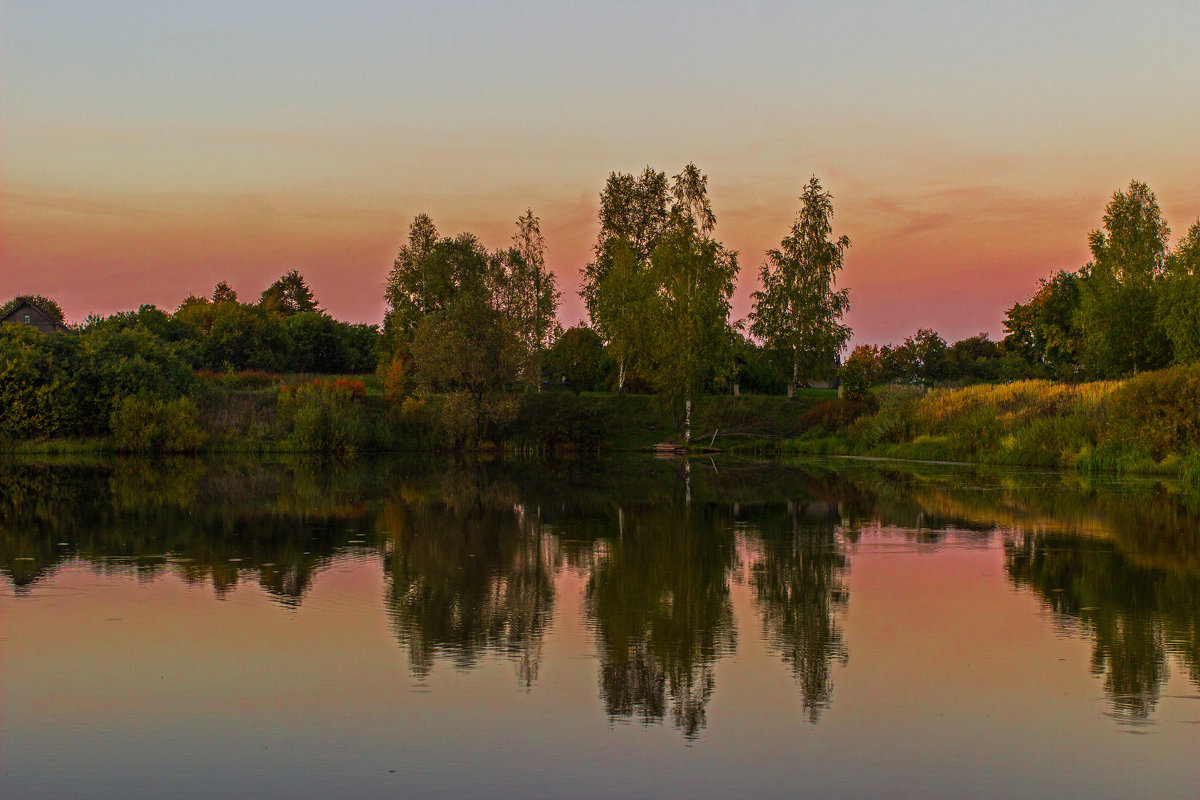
[788,348,799,399]
[684,396,692,447]
[617,356,626,394]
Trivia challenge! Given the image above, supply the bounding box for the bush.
[110,396,206,453]
[508,392,611,452]
[277,379,366,455]
[838,357,871,402]
[853,386,923,448]
[194,370,280,390]
[804,398,872,433]
[1102,364,1200,460]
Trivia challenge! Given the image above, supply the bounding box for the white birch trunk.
[684,397,692,447]
[617,357,626,393]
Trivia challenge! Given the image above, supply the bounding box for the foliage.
[410,292,525,447]
[110,395,206,453]
[643,179,739,443]
[544,325,608,393]
[285,312,378,373]
[838,351,872,401]
[200,301,291,372]
[259,269,321,317]
[212,281,238,304]
[383,214,446,346]
[1076,180,1172,376]
[1002,270,1082,377]
[1158,220,1200,364]
[749,177,851,394]
[0,324,91,439]
[580,167,672,391]
[507,392,612,452]
[277,379,367,455]
[499,209,560,380]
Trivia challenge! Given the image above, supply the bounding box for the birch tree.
[580,168,671,391]
[645,166,738,445]
[749,177,851,397]
[500,209,561,385]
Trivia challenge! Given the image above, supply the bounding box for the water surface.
[2,456,1197,799]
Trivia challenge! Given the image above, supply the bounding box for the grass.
[785,364,1200,486]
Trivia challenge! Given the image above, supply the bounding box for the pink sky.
[5,2,1199,344]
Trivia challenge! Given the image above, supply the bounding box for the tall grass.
[787,364,1200,485]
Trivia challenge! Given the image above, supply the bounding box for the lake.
[2,455,1197,799]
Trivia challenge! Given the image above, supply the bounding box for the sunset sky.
[5,1,1199,343]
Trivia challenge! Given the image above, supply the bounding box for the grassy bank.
[1,373,835,456]
[785,364,1200,486]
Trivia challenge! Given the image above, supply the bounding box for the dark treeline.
[1,271,380,446]
[4,174,1198,451]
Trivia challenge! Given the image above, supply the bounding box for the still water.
[2,456,1197,799]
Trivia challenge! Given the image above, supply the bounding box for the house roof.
[0,298,68,329]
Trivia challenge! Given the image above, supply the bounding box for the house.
[0,298,68,334]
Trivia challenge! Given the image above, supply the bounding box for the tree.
[384,213,442,347]
[1002,269,1083,377]
[644,167,739,445]
[544,325,607,394]
[499,209,561,384]
[410,292,525,447]
[1158,219,1200,364]
[383,218,500,351]
[1076,181,1172,376]
[259,270,320,317]
[211,281,238,304]
[749,177,851,397]
[580,168,672,392]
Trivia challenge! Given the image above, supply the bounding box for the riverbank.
[781,364,1200,487]
[0,377,836,456]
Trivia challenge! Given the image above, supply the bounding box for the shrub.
[194,370,280,390]
[1101,364,1200,460]
[804,398,872,432]
[509,392,611,452]
[277,379,366,455]
[110,396,206,453]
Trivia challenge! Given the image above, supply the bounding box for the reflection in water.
[585,498,737,738]
[380,468,556,685]
[2,455,1199,738]
[747,500,849,723]
[1006,531,1200,721]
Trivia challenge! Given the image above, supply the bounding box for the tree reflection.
[0,457,384,604]
[745,499,849,723]
[585,492,737,739]
[1006,531,1199,720]
[380,467,557,686]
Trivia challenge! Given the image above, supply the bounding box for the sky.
[4,0,1199,344]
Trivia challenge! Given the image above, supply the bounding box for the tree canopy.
[749,177,851,396]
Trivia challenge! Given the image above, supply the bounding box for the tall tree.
[259,270,320,317]
[500,209,561,384]
[1157,219,1200,364]
[644,166,739,445]
[384,213,442,346]
[749,177,851,397]
[1077,180,1172,375]
[580,167,671,391]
